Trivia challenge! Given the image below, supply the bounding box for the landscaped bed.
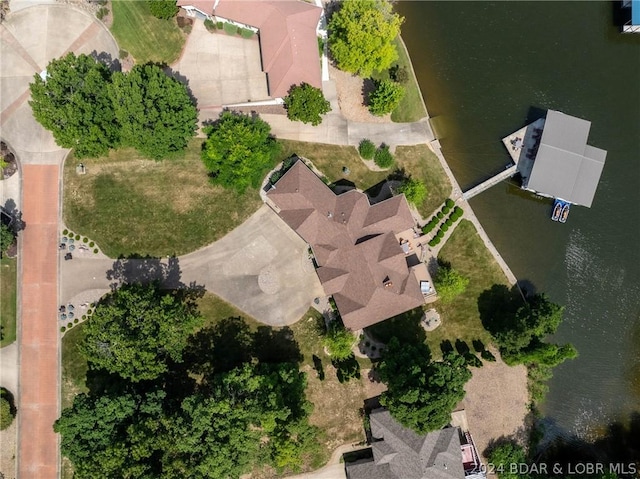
[276,141,450,218]
[110,0,186,64]
[0,258,17,347]
[63,139,262,257]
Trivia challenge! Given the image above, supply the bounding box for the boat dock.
[462,164,517,200]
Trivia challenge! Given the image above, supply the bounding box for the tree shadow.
[361,78,376,107]
[332,178,356,195]
[365,306,426,346]
[333,354,360,383]
[312,354,325,381]
[477,283,523,338]
[2,198,26,233]
[89,50,121,73]
[472,339,485,353]
[454,339,470,356]
[440,339,454,356]
[524,106,547,127]
[252,325,302,364]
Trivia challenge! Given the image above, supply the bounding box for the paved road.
[0,5,119,478]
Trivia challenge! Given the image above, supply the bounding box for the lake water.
[396,1,640,440]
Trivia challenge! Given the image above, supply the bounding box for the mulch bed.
[1,142,17,179]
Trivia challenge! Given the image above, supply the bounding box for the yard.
[428,219,509,356]
[0,258,16,347]
[110,0,186,65]
[276,141,450,219]
[371,37,428,123]
[63,139,262,257]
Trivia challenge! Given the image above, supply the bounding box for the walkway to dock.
[462,165,517,200]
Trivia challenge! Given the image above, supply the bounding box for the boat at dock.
[551,199,562,221]
[560,202,570,223]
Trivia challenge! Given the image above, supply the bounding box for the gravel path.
[329,65,391,124]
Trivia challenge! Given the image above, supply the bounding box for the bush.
[96,7,108,20]
[63,229,69,236]
[441,223,449,232]
[94,249,99,254]
[88,309,93,315]
[373,146,394,169]
[67,322,73,329]
[390,64,408,84]
[368,79,405,116]
[89,241,94,247]
[437,212,444,219]
[436,230,444,239]
[445,198,454,208]
[75,234,80,240]
[223,22,238,35]
[428,239,437,247]
[216,21,223,29]
[240,27,254,38]
[148,0,178,20]
[442,205,450,214]
[445,219,452,226]
[83,237,88,243]
[358,139,376,160]
[0,395,14,431]
[283,83,331,126]
[74,318,79,324]
[397,178,427,206]
[434,265,469,304]
[82,315,87,320]
[60,326,66,333]
[204,18,215,31]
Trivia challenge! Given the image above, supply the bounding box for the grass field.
[61,324,88,410]
[0,258,17,347]
[277,141,450,219]
[63,139,262,257]
[371,36,428,123]
[110,0,186,65]
[428,219,509,356]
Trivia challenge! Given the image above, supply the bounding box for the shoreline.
[397,34,518,287]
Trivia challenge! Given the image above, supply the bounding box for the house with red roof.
[177,0,322,98]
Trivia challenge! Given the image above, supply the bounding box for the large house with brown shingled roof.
[177,0,322,98]
[267,160,436,330]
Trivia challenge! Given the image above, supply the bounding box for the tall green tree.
[434,265,469,304]
[79,282,203,382]
[328,0,403,77]
[377,338,471,434]
[148,0,178,19]
[397,178,427,206]
[324,320,355,361]
[201,112,279,192]
[283,83,331,126]
[29,53,118,158]
[110,64,197,160]
[368,79,405,116]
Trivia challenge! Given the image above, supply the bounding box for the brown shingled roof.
[267,160,425,330]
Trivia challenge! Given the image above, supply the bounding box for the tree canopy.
[0,389,15,431]
[397,178,427,206]
[79,282,203,382]
[377,338,471,434]
[29,53,119,158]
[110,64,198,160]
[148,0,178,19]
[324,320,355,361]
[434,264,469,304]
[201,112,279,192]
[368,79,405,116]
[328,0,403,77]
[284,83,331,126]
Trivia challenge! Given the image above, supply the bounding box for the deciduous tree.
[324,320,355,361]
[201,112,279,192]
[79,282,203,382]
[110,64,197,160]
[284,83,331,126]
[397,178,427,206]
[434,264,469,304]
[377,338,471,433]
[328,0,403,77]
[29,53,118,158]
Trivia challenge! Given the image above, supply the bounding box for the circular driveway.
[0,4,118,164]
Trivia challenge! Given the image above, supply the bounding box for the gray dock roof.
[526,110,606,207]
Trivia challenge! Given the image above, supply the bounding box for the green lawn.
[61,324,89,410]
[277,141,450,219]
[427,219,509,357]
[63,139,262,257]
[0,258,17,347]
[110,0,186,65]
[371,36,428,123]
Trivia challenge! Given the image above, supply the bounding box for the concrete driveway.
[61,206,324,326]
[170,19,269,121]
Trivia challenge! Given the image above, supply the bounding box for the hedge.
[445,219,452,226]
[436,230,444,239]
[441,223,449,232]
[240,28,254,38]
[445,198,454,208]
[442,205,451,214]
[437,212,444,219]
[223,22,238,35]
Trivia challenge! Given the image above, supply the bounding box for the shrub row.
[218,22,255,37]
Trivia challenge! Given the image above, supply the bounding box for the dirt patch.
[0,418,16,479]
[329,64,391,124]
[462,350,529,461]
